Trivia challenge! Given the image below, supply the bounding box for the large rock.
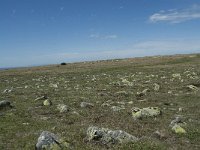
[35,131,70,150]
[86,126,138,144]
[0,100,12,109]
[131,107,161,119]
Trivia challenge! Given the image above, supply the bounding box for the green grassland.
[0,54,200,149]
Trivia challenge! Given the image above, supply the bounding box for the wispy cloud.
[104,35,118,39]
[89,33,118,39]
[89,33,100,38]
[149,4,200,23]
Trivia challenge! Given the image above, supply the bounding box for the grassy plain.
[0,54,200,149]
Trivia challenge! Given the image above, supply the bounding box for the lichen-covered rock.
[132,107,161,119]
[57,104,69,113]
[172,124,186,134]
[0,100,12,109]
[35,131,70,150]
[169,116,186,134]
[86,126,138,144]
[80,102,94,108]
[43,100,52,106]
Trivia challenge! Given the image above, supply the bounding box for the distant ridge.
[0,67,20,70]
[0,68,9,70]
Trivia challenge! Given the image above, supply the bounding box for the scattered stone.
[35,131,70,150]
[136,88,150,98]
[35,95,48,101]
[0,100,12,109]
[57,104,69,113]
[172,73,181,78]
[86,126,138,144]
[2,88,13,94]
[111,106,125,112]
[49,83,58,88]
[101,100,113,107]
[168,91,172,94]
[153,130,166,139]
[114,91,129,97]
[154,83,160,91]
[132,107,161,119]
[43,100,52,106]
[138,99,147,102]
[71,111,80,116]
[186,85,199,91]
[169,116,186,127]
[22,122,30,125]
[178,107,183,112]
[80,102,94,108]
[121,78,133,86]
[127,101,133,104]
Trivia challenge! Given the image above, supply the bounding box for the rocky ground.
[0,54,200,149]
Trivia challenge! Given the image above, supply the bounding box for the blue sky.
[0,0,200,67]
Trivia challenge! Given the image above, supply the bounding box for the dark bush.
[60,62,67,65]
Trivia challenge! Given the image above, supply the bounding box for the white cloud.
[89,33,118,39]
[89,33,100,38]
[149,4,200,23]
[104,35,118,39]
